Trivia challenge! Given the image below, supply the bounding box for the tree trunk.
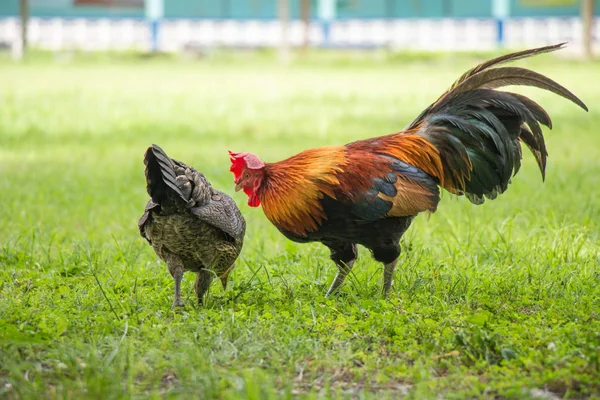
[581,0,594,58]
[300,0,310,51]
[14,0,29,59]
[278,0,290,63]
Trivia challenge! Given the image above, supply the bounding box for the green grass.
[0,51,599,399]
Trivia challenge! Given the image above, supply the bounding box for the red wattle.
[243,187,260,207]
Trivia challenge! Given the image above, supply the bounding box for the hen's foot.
[171,299,185,308]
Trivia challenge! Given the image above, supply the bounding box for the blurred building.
[0,0,598,51]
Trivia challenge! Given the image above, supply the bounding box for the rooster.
[229,43,587,296]
[139,144,246,307]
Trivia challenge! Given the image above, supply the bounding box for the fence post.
[318,0,335,47]
[145,0,163,53]
[492,0,510,47]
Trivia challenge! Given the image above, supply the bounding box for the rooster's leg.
[194,269,213,305]
[382,259,398,295]
[166,254,185,308]
[371,239,403,296]
[326,260,355,297]
[325,242,358,297]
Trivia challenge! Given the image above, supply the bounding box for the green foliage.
[0,52,599,399]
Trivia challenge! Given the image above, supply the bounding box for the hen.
[139,144,246,307]
[228,43,587,296]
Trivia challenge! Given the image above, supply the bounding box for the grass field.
[0,50,599,399]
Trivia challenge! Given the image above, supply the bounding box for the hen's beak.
[235,182,243,192]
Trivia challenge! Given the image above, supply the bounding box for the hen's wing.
[138,199,160,242]
[190,190,246,244]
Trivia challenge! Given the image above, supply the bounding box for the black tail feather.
[144,144,188,206]
[410,43,587,205]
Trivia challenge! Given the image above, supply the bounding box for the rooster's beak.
[235,182,243,192]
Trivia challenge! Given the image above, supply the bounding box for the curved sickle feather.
[451,42,569,90]
[441,67,588,111]
[406,43,588,130]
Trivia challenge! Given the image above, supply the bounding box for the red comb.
[229,151,264,180]
[229,151,264,168]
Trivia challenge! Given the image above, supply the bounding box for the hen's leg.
[166,254,185,308]
[194,269,213,305]
[325,242,358,297]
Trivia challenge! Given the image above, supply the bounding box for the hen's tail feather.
[403,43,587,205]
[144,144,189,207]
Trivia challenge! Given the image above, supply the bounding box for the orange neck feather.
[259,146,347,235]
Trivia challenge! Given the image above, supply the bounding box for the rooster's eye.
[244,173,250,179]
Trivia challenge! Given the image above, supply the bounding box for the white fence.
[0,17,598,52]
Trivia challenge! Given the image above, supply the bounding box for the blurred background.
[1,2,599,397]
[0,0,598,59]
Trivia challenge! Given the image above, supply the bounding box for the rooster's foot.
[382,259,398,296]
[325,260,355,297]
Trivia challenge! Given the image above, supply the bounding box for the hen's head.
[229,151,265,207]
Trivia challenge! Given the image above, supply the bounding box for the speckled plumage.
[139,144,245,307]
